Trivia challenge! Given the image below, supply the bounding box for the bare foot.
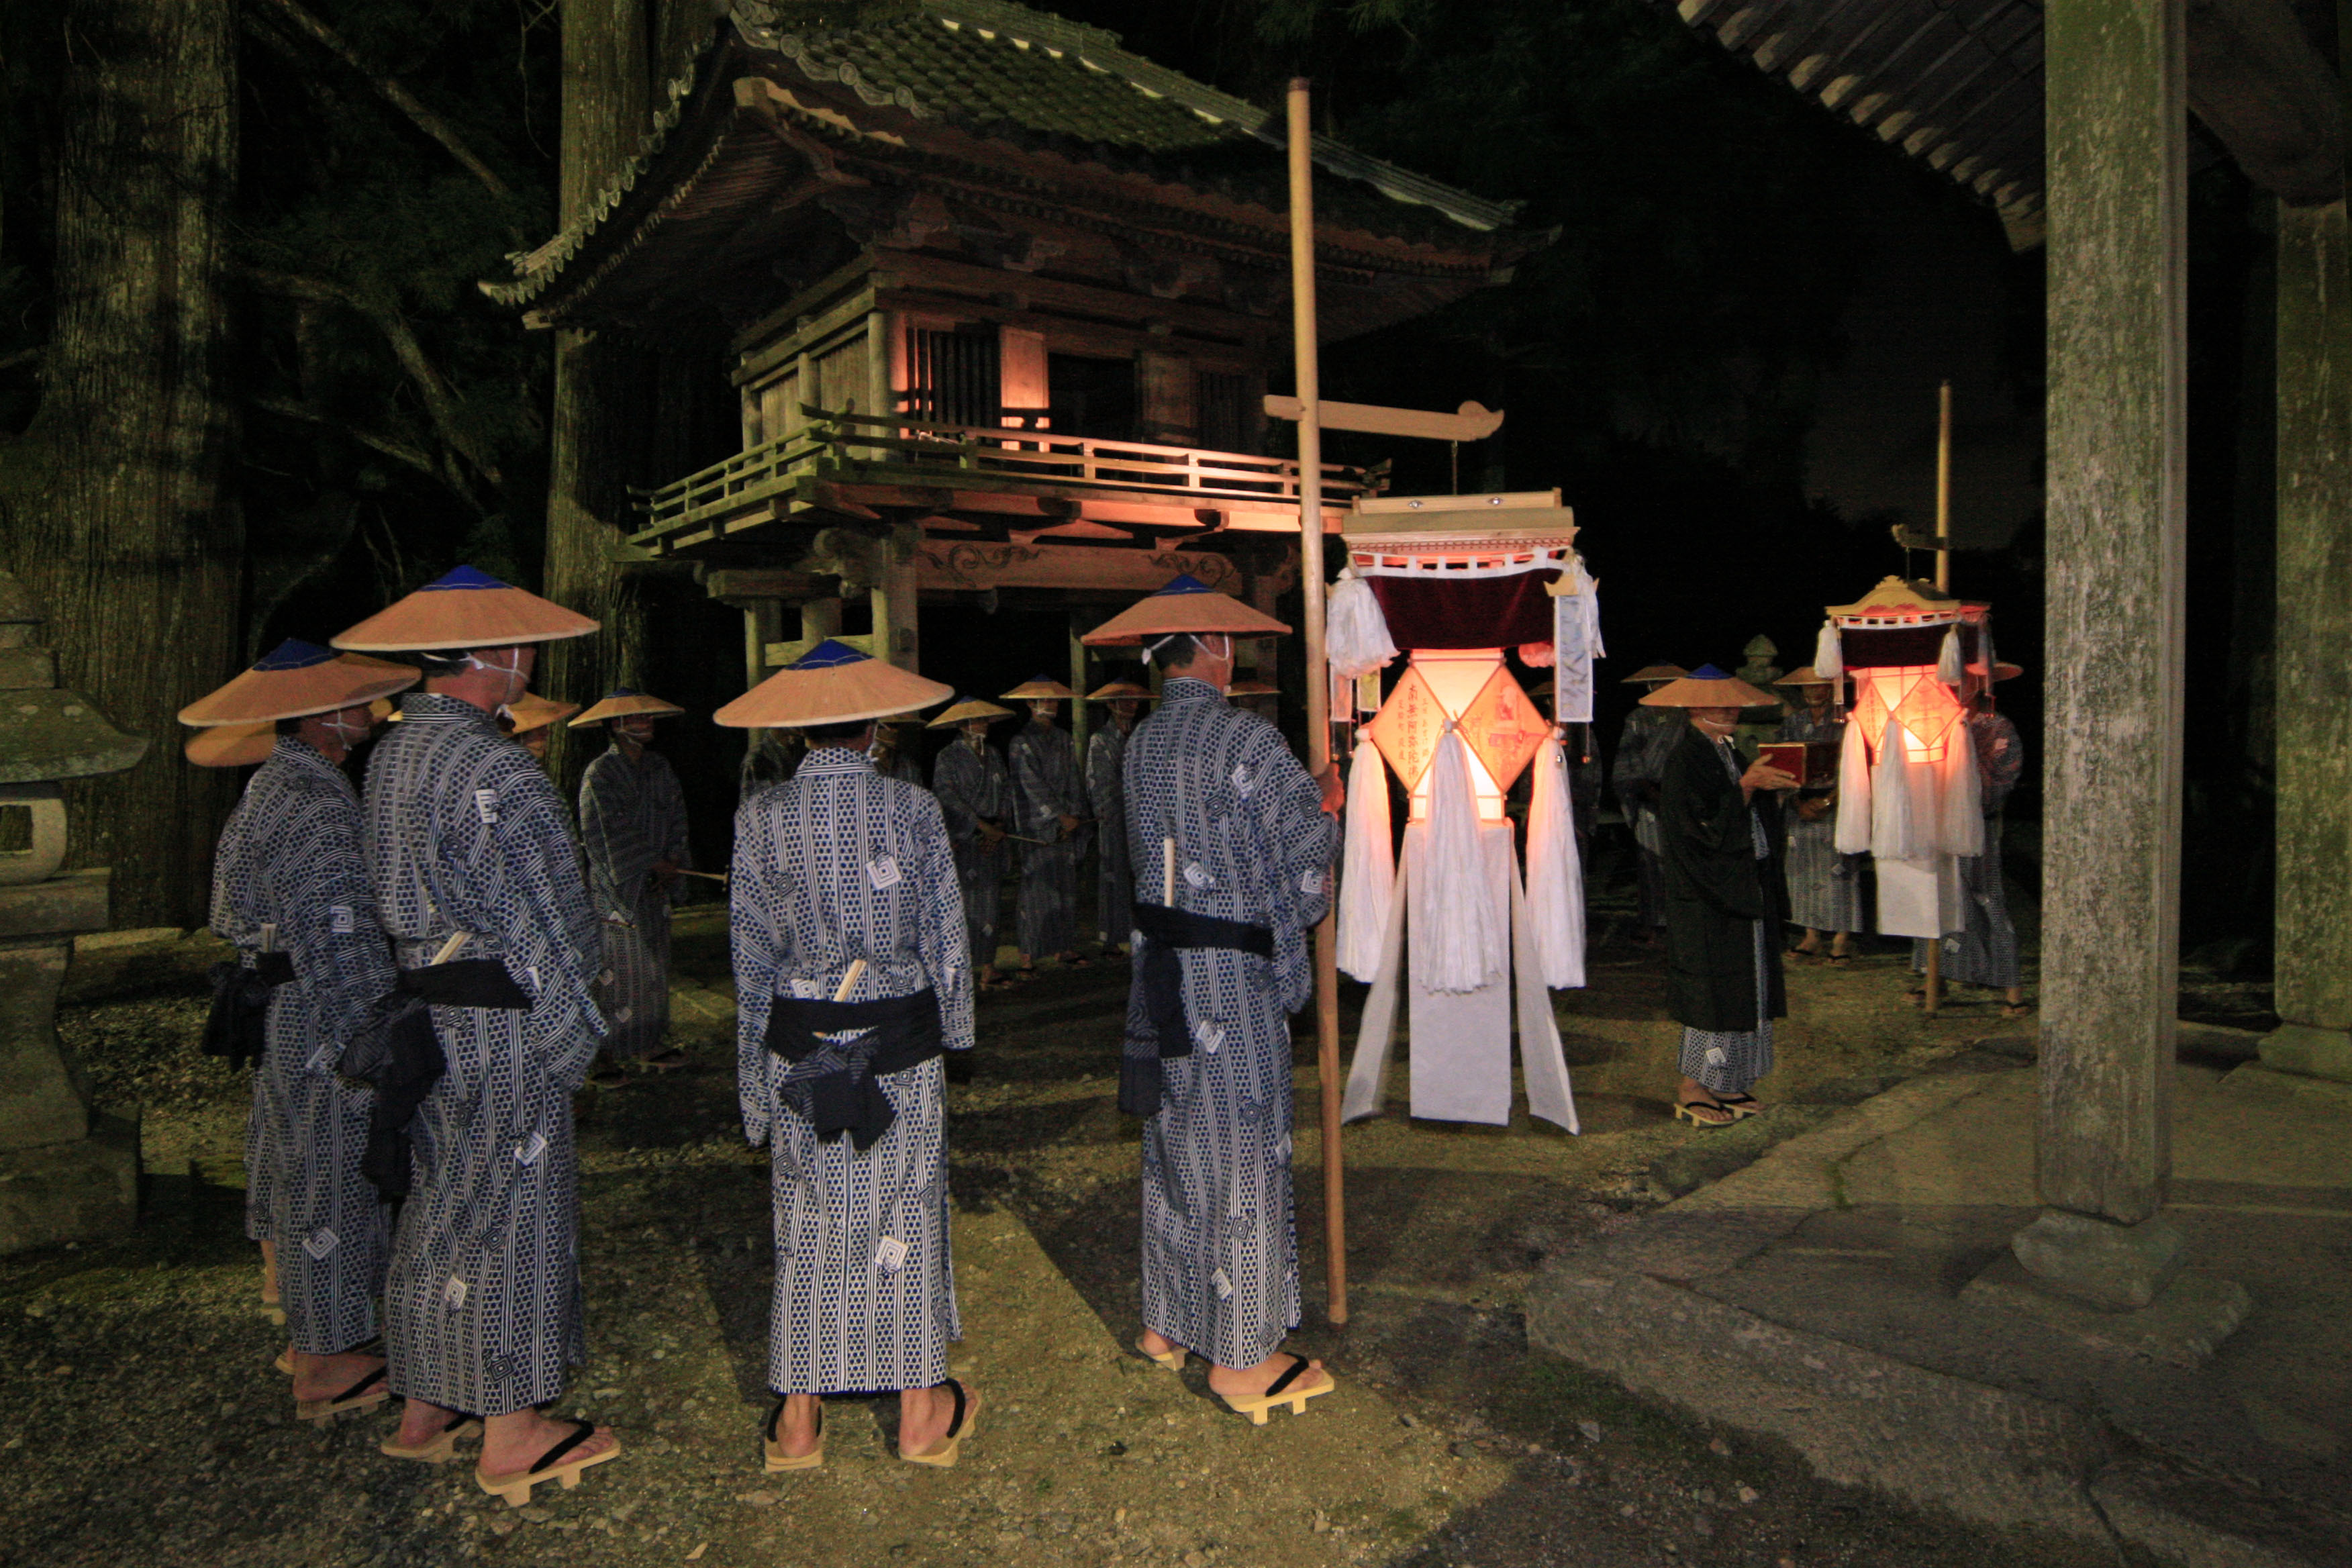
[1138,1328,1182,1361]
[1206,1351,1324,1402]
[395,1397,467,1449]
[259,1240,279,1304]
[897,1381,977,1457]
[479,1408,619,1479]
[289,1349,385,1403]
[769,1393,821,1459]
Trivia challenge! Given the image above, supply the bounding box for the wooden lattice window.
[906,327,1001,428]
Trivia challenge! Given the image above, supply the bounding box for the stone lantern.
[0,569,148,1253]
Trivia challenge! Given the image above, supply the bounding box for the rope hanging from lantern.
[1524,732,1586,989]
[1420,722,1506,993]
[1337,740,1396,982]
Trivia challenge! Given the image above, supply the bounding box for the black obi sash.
[339,959,532,1199]
[763,987,944,1151]
[1122,904,1275,1118]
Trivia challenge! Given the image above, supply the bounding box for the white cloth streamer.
[1325,567,1399,681]
[1523,736,1587,989]
[1337,741,1396,981]
[1419,726,1506,993]
[1834,716,1873,854]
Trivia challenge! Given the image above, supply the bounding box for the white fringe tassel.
[1337,741,1396,982]
[1937,626,1964,686]
[1871,718,1930,861]
[1834,716,1873,854]
[1325,567,1400,681]
[1420,726,1506,993]
[1937,727,1984,857]
[1524,734,1587,989]
[1814,620,1843,682]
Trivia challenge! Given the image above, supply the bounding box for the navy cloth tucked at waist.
[398,959,530,1010]
[1121,903,1275,1118]
[201,950,299,1069]
[763,988,944,1150]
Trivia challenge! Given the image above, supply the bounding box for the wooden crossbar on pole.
[1287,77,1348,1327]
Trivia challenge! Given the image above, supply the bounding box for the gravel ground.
[3,867,2183,1568]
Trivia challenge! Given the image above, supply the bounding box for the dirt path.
[5,903,2141,1567]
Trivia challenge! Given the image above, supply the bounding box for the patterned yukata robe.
[730,748,975,1395]
[1086,722,1133,947]
[579,744,691,1060]
[1010,720,1085,957]
[1612,705,1684,927]
[212,737,395,1355]
[1917,709,2026,989]
[1771,707,1866,935]
[1123,678,1336,1368]
[364,693,606,1417]
[930,737,1012,971]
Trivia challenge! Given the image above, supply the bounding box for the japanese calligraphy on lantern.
[1363,665,1446,788]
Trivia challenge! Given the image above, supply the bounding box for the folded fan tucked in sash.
[1122,904,1275,1118]
[763,989,944,1151]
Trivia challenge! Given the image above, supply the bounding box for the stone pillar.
[2264,197,2352,1083]
[2018,0,2190,1310]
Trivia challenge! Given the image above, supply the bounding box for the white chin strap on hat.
[1144,632,1232,667]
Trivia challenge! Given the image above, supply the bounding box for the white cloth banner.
[1420,728,1506,993]
[1337,741,1395,982]
[1523,736,1586,989]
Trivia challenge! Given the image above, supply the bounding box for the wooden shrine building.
[489,0,1529,746]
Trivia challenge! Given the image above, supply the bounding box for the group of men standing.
[1610,658,2028,1128]
[181,565,1344,1508]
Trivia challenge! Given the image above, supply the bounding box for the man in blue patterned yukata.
[182,641,417,1423]
[1002,676,1089,975]
[571,688,694,1080]
[926,697,1018,990]
[715,640,979,1471]
[1083,575,1345,1426]
[1085,677,1150,959]
[332,567,622,1505]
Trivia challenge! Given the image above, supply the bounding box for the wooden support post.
[1069,611,1091,777]
[2017,0,2190,1310]
[1924,381,1953,1017]
[2264,195,2352,1083]
[1288,78,1347,1327]
[873,526,922,671]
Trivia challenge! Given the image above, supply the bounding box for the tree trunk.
[541,0,652,784]
[3,0,239,929]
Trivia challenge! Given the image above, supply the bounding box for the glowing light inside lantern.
[1849,665,1961,764]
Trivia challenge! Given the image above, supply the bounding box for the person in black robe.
[1650,665,1799,1127]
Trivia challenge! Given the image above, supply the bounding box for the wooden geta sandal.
[296,1363,389,1424]
[475,1418,621,1508]
[381,1412,483,1465]
[763,1400,823,1473]
[1134,1334,1185,1371]
[901,1379,978,1467]
[1673,1097,1737,1128]
[1220,1354,1334,1425]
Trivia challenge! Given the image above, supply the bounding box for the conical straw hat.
[1638,663,1778,708]
[927,697,1017,728]
[1085,679,1153,701]
[712,639,952,729]
[1226,679,1279,697]
[331,565,599,652]
[1775,665,1836,687]
[1967,660,2024,683]
[185,721,276,769]
[569,688,687,727]
[179,640,418,726]
[1001,676,1077,701]
[1620,663,1688,685]
[504,693,580,733]
[1079,574,1290,647]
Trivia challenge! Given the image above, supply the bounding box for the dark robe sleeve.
[1661,734,1770,921]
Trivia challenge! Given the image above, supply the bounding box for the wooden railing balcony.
[630,404,1381,546]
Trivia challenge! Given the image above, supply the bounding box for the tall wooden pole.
[1924,381,1953,1016]
[1287,78,1347,1326]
